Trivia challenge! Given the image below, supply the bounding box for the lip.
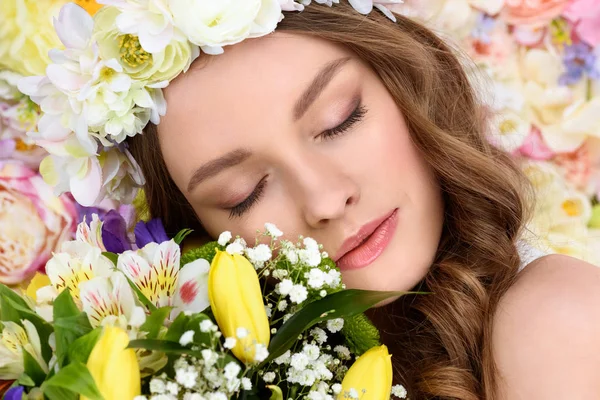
[334,208,399,271]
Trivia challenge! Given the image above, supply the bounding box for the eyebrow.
[293,57,352,121]
[186,57,351,193]
[187,148,251,193]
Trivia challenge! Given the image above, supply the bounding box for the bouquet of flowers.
[0,214,408,400]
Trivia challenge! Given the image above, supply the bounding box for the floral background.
[1,0,600,285]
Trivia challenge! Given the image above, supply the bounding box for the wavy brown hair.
[129,4,531,399]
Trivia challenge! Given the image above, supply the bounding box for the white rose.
[169,0,282,54]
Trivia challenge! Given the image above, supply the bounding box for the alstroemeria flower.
[117,239,210,316]
[169,0,283,55]
[0,320,48,380]
[501,0,570,27]
[41,240,114,304]
[77,213,106,250]
[79,271,146,329]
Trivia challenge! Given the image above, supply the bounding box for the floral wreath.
[17,0,401,207]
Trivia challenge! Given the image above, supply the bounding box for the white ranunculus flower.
[169,0,283,55]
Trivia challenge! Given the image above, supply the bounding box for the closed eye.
[320,101,367,140]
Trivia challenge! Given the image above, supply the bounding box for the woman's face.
[158,33,444,292]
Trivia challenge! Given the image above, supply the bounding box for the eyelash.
[320,102,367,140]
[228,102,367,218]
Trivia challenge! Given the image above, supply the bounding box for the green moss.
[341,313,381,356]
[181,241,221,266]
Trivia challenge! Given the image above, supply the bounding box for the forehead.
[157,33,356,188]
[159,32,353,133]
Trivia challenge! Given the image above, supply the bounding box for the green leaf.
[23,349,47,386]
[16,373,36,387]
[67,328,102,364]
[124,275,158,312]
[140,306,172,339]
[101,252,118,265]
[266,289,410,362]
[173,228,194,245]
[53,290,93,367]
[0,287,54,362]
[41,362,104,400]
[128,339,190,355]
[267,385,284,400]
[43,385,78,400]
[164,312,189,342]
[53,289,80,320]
[184,313,213,347]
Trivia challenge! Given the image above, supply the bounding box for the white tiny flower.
[284,248,299,264]
[290,352,309,370]
[306,268,325,289]
[277,279,294,296]
[303,237,319,250]
[319,290,327,297]
[207,393,228,400]
[325,270,342,287]
[274,350,291,365]
[165,381,179,396]
[236,327,249,339]
[348,388,359,399]
[199,319,215,332]
[246,244,272,263]
[326,318,344,333]
[282,313,293,323]
[391,384,408,398]
[175,367,198,389]
[303,344,320,361]
[223,362,242,380]
[263,371,276,383]
[179,330,195,346]
[201,349,218,367]
[241,377,252,390]
[265,304,273,318]
[150,378,166,394]
[277,300,288,311]
[224,337,237,349]
[333,345,351,360]
[218,231,232,246]
[183,394,204,400]
[331,383,342,394]
[310,327,328,344]
[265,222,283,237]
[133,396,148,400]
[271,328,277,334]
[226,240,245,254]
[272,269,288,279]
[289,284,308,304]
[254,343,269,362]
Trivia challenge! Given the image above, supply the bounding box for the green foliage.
[101,251,118,265]
[341,313,381,356]
[41,362,104,400]
[181,241,221,266]
[140,306,173,339]
[52,290,93,367]
[0,284,54,362]
[265,289,405,363]
[173,228,194,245]
[67,328,103,364]
[22,349,46,387]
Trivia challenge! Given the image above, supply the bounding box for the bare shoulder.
[492,254,600,399]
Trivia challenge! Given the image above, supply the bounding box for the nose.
[291,155,360,229]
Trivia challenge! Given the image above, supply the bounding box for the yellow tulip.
[84,326,140,400]
[25,273,51,302]
[339,345,393,400]
[208,250,270,363]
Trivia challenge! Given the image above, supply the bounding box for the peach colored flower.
[502,0,570,27]
[0,161,77,285]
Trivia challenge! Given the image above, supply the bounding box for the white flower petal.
[54,3,94,50]
[173,258,211,315]
[70,158,102,206]
[349,0,374,14]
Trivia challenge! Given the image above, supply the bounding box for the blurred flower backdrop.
[1,0,599,285]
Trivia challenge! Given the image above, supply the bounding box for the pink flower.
[517,127,556,160]
[0,161,77,285]
[502,0,570,27]
[563,0,600,47]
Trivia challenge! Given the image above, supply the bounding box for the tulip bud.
[84,326,140,400]
[339,345,393,400]
[209,250,270,363]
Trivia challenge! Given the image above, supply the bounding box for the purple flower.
[101,209,133,253]
[559,42,600,85]
[471,13,496,44]
[135,218,170,248]
[4,385,24,400]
